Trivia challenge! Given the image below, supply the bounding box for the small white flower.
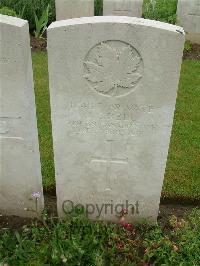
[31,192,41,199]
[61,254,67,263]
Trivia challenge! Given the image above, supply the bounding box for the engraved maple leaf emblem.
[83,41,143,97]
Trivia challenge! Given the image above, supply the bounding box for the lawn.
[32,52,200,200]
[32,52,55,189]
[164,60,200,200]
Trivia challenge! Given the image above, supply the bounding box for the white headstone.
[0,15,44,217]
[48,17,184,223]
[56,0,94,20]
[177,0,200,44]
[103,0,143,17]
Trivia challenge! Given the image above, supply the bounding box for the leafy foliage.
[0,209,199,265]
[143,0,178,24]
[144,209,200,265]
[0,0,103,31]
[95,0,103,16]
[184,41,193,53]
[34,4,50,38]
[0,6,17,17]
[0,0,55,31]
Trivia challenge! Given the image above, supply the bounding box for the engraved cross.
[91,140,128,191]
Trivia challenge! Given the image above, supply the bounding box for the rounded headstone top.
[0,14,27,27]
[48,16,185,35]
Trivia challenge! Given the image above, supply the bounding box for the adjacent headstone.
[56,0,94,20]
[48,17,184,223]
[0,15,44,217]
[103,0,143,17]
[177,0,200,44]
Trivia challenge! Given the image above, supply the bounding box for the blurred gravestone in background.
[177,0,200,44]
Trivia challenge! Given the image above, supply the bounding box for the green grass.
[143,0,178,24]
[32,52,200,200]
[0,208,200,265]
[163,60,200,200]
[32,52,55,189]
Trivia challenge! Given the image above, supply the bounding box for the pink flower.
[116,242,125,250]
[144,248,149,254]
[119,210,133,231]
[124,223,133,230]
[121,208,128,215]
[119,217,133,230]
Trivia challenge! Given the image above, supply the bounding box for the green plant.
[34,4,50,38]
[0,209,199,265]
[184,40,193,53]
[95,0,103,16]
[143,209,200,265]
[0,0,55,31]
[17,4,26,19]
[0,6,17,17]
[143,0,178,24]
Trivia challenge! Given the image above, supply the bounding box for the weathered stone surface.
[0,15,44,217]
[48,17,184,223]
[103,0,143,17]
[56,0,94,20]
[177,0,200,44]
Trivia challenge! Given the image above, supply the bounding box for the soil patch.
[0,215,39,230]
[30,36,47,52]
[183,43,200,60]
[158,203,197,228]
